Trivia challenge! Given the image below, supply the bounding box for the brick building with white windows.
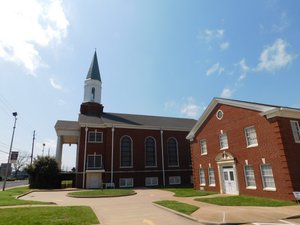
[187,98,300,201]
[55,52,196,189]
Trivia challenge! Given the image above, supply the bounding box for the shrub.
[25,156,60,189]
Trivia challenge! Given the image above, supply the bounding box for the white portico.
[55,120,80,169]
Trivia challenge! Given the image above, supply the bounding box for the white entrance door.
[86,173,102,189]
[222,167,237,194]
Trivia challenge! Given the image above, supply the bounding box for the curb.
[67,191,137,198]
[153,203,252,225]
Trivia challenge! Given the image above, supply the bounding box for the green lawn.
[165,188,217,197]
[0,206,99,225]
[154,200,199,215]
[195,195,296,207]
[68,188,136,197]
[0,187,50,206]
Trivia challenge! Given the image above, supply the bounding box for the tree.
[25,156,60,189]
[13,151,30,178]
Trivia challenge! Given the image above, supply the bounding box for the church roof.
[78,112,196,131]
[186,97,300,140]
[86,51,101,81]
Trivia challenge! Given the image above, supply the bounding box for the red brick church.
[187,98,300,201]
[55,52,196,188]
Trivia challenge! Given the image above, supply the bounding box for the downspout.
[83,126,88,188]
[110,126,115,186]
[160,129,165,187]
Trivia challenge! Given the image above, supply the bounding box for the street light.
[42,143,45,156]
[2,112,18,191]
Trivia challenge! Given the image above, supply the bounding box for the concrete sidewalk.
[164,193,300,224]
[18,189,300,225]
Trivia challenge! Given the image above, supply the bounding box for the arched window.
[145,137,156,167]
[120,136,132,167]
[91,87,95,101]
[167,138,179,167]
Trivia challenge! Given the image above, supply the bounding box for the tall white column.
[55,135,62,168]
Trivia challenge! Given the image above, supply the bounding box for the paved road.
[21,189,200,225]
[0,179,28,190]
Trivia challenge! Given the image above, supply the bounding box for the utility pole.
[30,130,35,165]
[2,112,18,191]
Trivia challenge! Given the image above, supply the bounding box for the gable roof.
[78,112,196,131]
[86,51,101,81]
[186,97,300,140]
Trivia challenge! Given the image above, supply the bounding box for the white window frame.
[167,138,179,167]
[169,176,181,185]
[244,126,258,147]
[145,137,157,168]
[120,135,133,168]
[145,177,158,186]
[199,168,206,186]
[244,165,256,189]
[88,131,103,143]
[260,164,276,191]
[200,139,208,155]
[290,120,300,143]
[87,153,103,170]
[219,133,229,150]
[119,178,134,188]
[208,167,216,187]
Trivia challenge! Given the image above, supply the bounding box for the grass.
[0,187,50,206]
[195,195,296,207]
[68,188,136,197]
[154,200,199,215]
[165,188,217,197]
[0,206,99,225]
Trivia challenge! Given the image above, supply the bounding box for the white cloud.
[180,97,201,118]
[50,78,62,90]
[0,0,69,75]
[164,97,204,118]
[35,139,56,157]
[272,11,289,33]
[238,59,250,81]
[206,63,224,76]
[220,42,230,51]
[220,88,234,98]
[203,29,224,42]
[256,39,294,72]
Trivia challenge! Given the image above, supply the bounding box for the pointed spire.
[86,51,101,81]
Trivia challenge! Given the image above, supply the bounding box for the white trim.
[290,120,300,143]
[199,168,206,186]
[88,131,103,143]
[119,178,134,188]
[244,126,258,147]
[144,136,157,168]
[160,129,166,187]
[260,163,276,190]
[208,167,216,187]
[186,98,300,140]
[167,137,179,167]
[200,139,208,155]
[145,177,158,186]
[219,133,229,150]
[120,135,133,168]
[169,176,181,185]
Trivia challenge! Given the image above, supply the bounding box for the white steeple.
[83,51,102,104]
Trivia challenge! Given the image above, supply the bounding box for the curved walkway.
[20,189,300,225]
[20,189,200,225]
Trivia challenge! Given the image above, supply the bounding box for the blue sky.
[0,0,299,170]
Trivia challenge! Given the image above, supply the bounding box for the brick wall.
[77,126,192,188]
[191,103,296,201]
